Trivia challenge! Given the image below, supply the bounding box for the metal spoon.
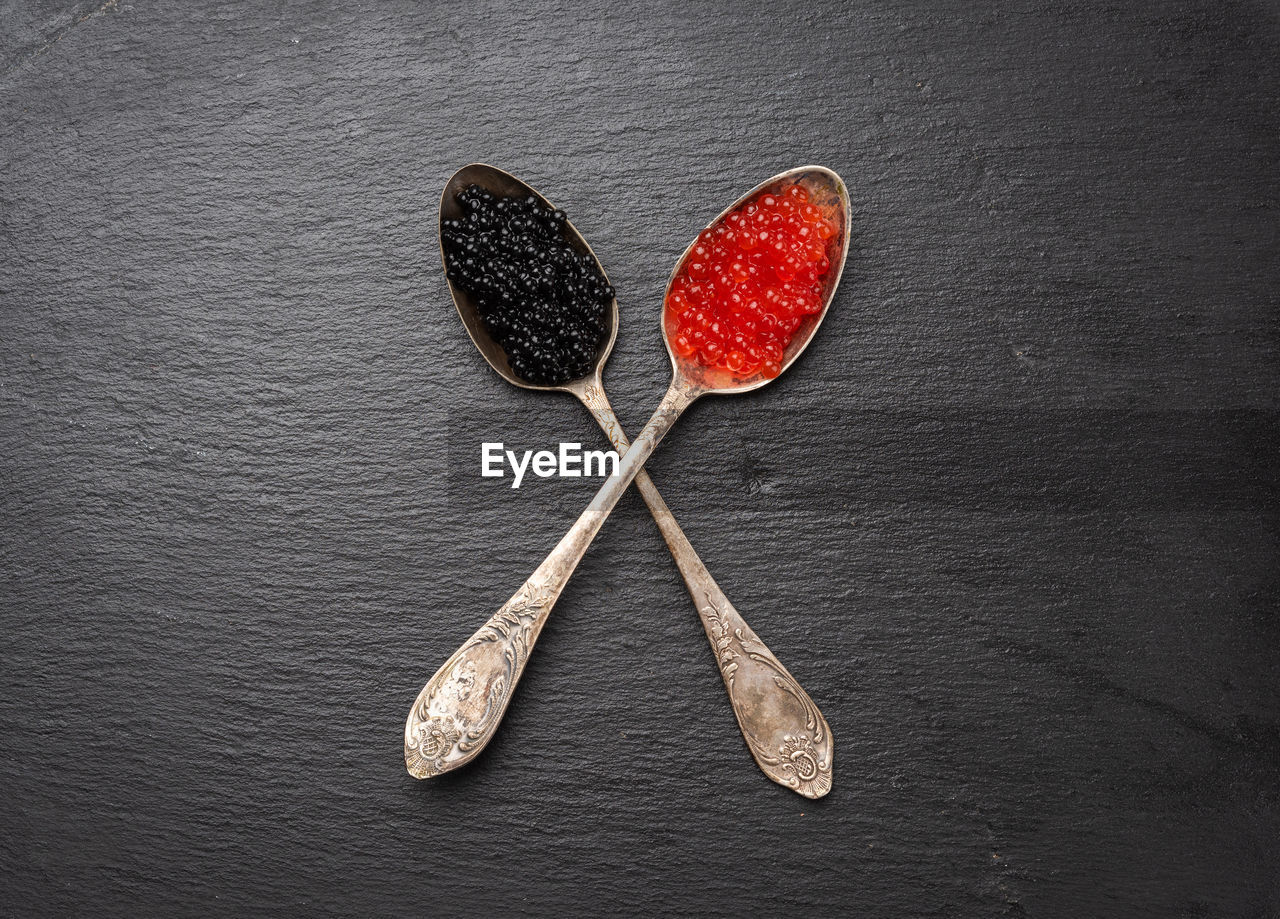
[406,165,850,798]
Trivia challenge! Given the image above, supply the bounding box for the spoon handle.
[405,377,698,778]
[576,382,833,798]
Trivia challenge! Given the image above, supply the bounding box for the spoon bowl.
[661,165,850,395]
[439,163,619,394]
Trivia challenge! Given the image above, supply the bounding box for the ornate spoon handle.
[573,380,833,798]
[405,378,698,778]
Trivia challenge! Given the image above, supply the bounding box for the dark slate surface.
[2,1,1278,916]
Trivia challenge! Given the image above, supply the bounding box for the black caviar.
[441,185,614,385]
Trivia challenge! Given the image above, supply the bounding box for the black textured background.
[2,2,1278,917]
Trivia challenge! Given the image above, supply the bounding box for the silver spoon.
[406,165,850,798]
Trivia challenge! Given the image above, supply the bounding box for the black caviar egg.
[442,186,614,385]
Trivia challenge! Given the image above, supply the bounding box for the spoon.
[406,165,850,798]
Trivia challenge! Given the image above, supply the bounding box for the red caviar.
[666,182,838,379]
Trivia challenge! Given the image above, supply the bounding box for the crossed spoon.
[405,164,850,798]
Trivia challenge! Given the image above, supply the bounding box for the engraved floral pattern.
[405,715,462,777]
[704,603,741,686]
[579,383,626,452]
[418,717,461,758]
[777,733,832,797]
[404,580,559,778]
[699,592,834,799]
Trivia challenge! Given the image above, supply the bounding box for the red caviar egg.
[665,182,838,378]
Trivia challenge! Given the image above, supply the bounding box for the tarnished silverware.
[406,165,850,798]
